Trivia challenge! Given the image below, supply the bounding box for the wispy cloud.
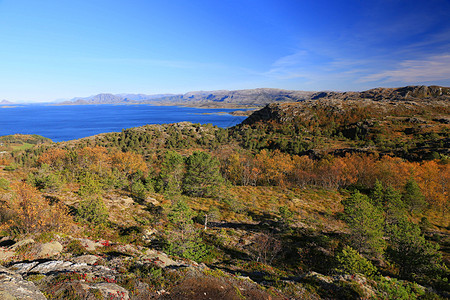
[261,51,311,79]
[360,54,450,83]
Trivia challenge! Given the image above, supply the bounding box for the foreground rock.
[0,266,46,300]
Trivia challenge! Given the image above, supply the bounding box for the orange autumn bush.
[1,182,71,235]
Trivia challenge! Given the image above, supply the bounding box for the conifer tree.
[158,151,184,196]
[370,179,384,207]
[183,151,223,197]
[402,178,426,214]
[386,219,442,278]
[342,191,386,257]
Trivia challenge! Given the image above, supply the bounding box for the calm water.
[0,104,247,142]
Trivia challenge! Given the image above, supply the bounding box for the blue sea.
[0,104,247,142]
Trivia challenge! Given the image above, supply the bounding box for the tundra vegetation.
[0,92,449,299]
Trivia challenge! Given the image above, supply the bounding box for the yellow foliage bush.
[0,182,72,235]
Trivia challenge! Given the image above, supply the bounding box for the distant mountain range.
[2,85,447,107]
[59,85,450,107]
[60,88,316,107]
[0,100,14,105]
[63,93,175,105]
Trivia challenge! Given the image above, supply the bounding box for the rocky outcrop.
[0,266,47,300]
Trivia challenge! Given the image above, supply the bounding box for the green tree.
[131,179,147,200]
[167,198,194,230]
[342,191,386,257]
[383,185,406,227]
[370,179,384,207]
[165,199,212,262]
[335,246,378,277]
[183,151,223,197]
[402,178,426,214]
[157,151,184,197]
[78,172,104,198]
[278,205,294,230]
[386,219,442,279]
[76,196,109,226]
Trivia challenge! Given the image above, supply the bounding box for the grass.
[12,143,34,151]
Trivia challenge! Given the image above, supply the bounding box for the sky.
[0,0,449,102]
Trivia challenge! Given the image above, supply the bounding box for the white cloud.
[361,54,450,83]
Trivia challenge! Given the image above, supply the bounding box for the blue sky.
[0,0,449,102]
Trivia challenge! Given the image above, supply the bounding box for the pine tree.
[402,178,426,214]
[387,219,442,279]
[158,151,184,196]
[370,179,384,207]
[183,151,223,197]
[342,191,386,257]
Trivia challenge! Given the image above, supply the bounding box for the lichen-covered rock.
[36,241,63,258]
[89,282,129,300]
[78,238,104,251]
[10,238,35,250]
[143,249,182,268]
[0,266,46,300]
[72,254,101,265]
[0,248,15,261]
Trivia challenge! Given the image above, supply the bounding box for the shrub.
[65,239,87,256]
[0,182,71,234]
[0,177,10,190]
[374,277,425,300]
[3,163,18,171]
[27,165,63,192]
[248,232,282,265]
[335,246,378,277]
[76,197,109,226]
[78,172,104,197]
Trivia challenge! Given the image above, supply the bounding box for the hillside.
[311,85,450,102]
[236,88,450,161]
[0,86,449,299]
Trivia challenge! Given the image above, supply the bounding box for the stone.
[89,282,130,300]
[72,254,101,265]
[36,241,63,258]
[143,249,181,268]
[120,197,134,206]
[0,266,46,300]
[146,196,160,206]
[29,260,73,274]
[0,249,15,261]
[142,228,157,243]
[9,262,39,274]
[78,238,104,251]
[10,238,34,250]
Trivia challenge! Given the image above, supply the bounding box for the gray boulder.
[0,266,46,300]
